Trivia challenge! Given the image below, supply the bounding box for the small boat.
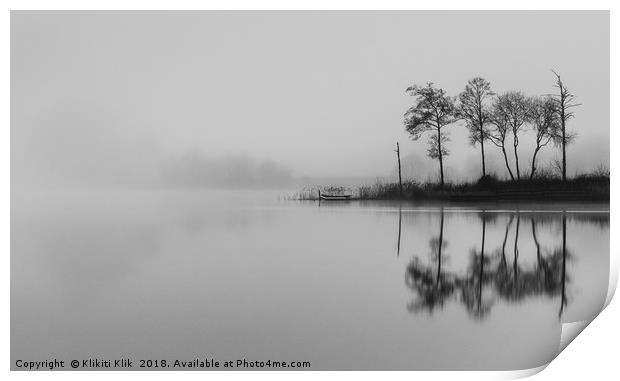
[319,193,352,201]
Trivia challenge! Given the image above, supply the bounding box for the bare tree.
[528,96,558,180]
[489,98,515,180]
[493,92,530,180]
[457,77,494,178]
[404,83,457,189]
[549,71,579,181]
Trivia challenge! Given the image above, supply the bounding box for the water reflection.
[396,207,402,257]
[11,192,609,369]
[405,208,455,314]
[405,209,577,320]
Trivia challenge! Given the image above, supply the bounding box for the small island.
[297,72,609,202]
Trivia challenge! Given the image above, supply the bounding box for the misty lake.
[11,190,609,370]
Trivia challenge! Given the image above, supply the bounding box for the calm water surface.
[11,190,609,370]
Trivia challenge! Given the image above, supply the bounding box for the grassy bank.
[293,172,609,202]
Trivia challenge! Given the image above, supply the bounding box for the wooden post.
[396,142,403,197]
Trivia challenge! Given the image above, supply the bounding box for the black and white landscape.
[11,11,609,371]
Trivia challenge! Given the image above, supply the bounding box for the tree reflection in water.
[405,209,571,320]
[460,212,495,319]
[405,208,456,314]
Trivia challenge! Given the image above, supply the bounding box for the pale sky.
[11,11,609,187]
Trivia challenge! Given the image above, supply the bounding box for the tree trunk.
[501,145,515,180]
[480,125,486,178]
[530,146,541,180]
[562,118,567,181]
[396,142,403,197]
[437,129,445,189]
[513,141,520,180]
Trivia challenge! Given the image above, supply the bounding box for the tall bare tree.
[528,96,558,180]
[457,77,494,178]
[404,83,457,189]
[550,71,579,181]
[489,98,515,180]
[493,92,530,180]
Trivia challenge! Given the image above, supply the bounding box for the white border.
[2,1,616,380]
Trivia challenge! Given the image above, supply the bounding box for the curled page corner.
[509,363,550,379]
[604,251,618,308]
[559,320,590,353]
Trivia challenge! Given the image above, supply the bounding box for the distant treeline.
[404,71,583,188]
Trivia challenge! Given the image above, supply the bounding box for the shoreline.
[294,174,610,203]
